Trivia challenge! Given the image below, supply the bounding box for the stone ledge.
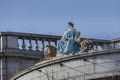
[0,49,43,59]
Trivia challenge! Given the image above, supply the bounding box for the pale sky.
[0,0,120,39]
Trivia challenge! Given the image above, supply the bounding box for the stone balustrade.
[0,32,120,52]
[0,32,61,52]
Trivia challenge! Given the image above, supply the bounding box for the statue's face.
[68,24,72,29]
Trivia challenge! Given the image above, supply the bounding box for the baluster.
[28,39,33,51]
[96,45,98,50]
[41,40,45,51]
[54,41,57,46]
[35,39,40,51]
[22,38,26,50]
[48,40,51,45]
[113,42,115,48]
[18,42,19,49]
[101,45,104,50]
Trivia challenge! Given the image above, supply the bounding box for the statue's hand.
[62,37,67,42]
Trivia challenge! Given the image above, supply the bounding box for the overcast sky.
[0,0,120,39]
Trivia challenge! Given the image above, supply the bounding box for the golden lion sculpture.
[74,32,94,53]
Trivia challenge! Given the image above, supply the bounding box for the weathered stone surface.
[10,49,120,80]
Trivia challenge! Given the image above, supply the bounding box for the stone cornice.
[0,50,43,59]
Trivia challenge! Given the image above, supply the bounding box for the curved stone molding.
[10,49,120,80]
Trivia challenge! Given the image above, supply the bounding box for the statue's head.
[68,22,74,29]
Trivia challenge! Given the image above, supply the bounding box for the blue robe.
[57,28,79,54]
